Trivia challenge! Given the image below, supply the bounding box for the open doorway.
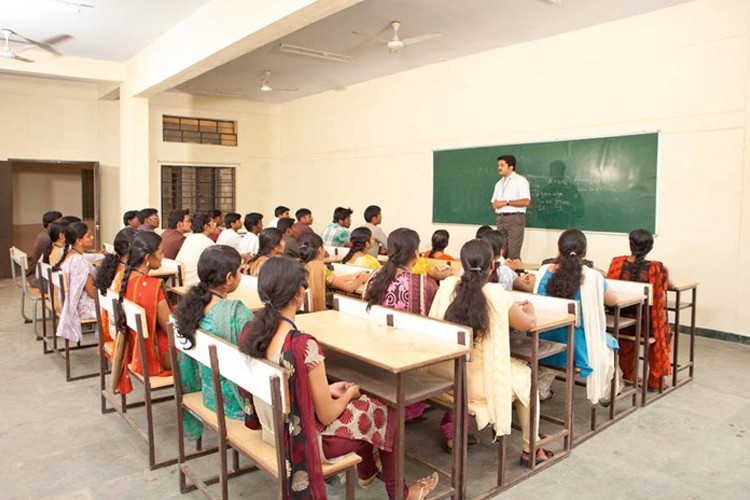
[0,159,99,279]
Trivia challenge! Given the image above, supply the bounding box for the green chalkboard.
[432,133,658,233]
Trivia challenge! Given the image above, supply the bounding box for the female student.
[607,229,672,391]
[54,222,97,343]
[174,245,253,440]
[42,220,69,268]
[239,257,438,499]
[112,232,172,395]
[480,230,534,292]
[341,227,381,269]
[244,227,285,277]
[536,229,619,405]
[429,240,552,463]
[298,233,370,311]
[94,230,135,346]
[422,229,454,261]
[364,228,438,420]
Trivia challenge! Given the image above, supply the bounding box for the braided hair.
[427,229,450,258]
[43,220,69,265]
[239,256,308,358]
[174,245,242,349]
[545,229,587,299]
[113,232,162,337]
[52,222,88,271]
[444,239,494,344]
[341,227,372,264]
[628,228,654,278]
[298,233,324,264]
[94,230,134,294]
[364,228,420,310]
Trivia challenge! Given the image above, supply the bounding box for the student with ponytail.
[54,222,97,343]
[298,233,370,311]
[43,220,70,268]
[607,229,673,391]
[364,228,438,420]
[239,257,438,500]
[422,229,454,260]
[341,226,381,269]
[244,227,285,277]
[536,229,619,405]
[94,230,135,348]
[174,245,252,440]
[112,232,171,395]
[429,239,550,463]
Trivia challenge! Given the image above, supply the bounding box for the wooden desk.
[667,281,698,391]
[295,310,470,500]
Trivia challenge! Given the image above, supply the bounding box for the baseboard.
[678,325,750,345]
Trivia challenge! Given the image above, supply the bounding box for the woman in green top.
[173,245,253,440]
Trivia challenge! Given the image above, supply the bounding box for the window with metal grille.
[162,115,237,146]
[161,166,236,226]
[81,169,95,220]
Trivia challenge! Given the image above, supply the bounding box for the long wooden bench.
[168,325,361,499]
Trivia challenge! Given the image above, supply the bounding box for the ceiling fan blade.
[273,88,298,92]
[351,31,391,44]
[40,34,73,46]
[13,54,34,63]
[13,32,71,55]
[402,32,443,46]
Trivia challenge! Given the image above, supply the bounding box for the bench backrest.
[605,278,653,306]
[324,245,345,257]
[331,262,374,276]
[159,258,184,286]
[172,326,289,413]
[510,290,579,323]
[421,257,462,276]
[9,247,29,289]
[120,295,150,339]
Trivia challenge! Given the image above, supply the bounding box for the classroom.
[1,0,749,498]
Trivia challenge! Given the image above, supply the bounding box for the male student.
[292,208,315,240]
[136,208,160,232]
[363,205,388,257]
[279,217,300,259]
[267,205,290,229]
[210,209,223,242]
[322,206,353,247]
[216,212,244,250]
[239,212,263,257]
[175,212,216,287]
[27,210,62,284]
[161,209,191,259]
[123,210,140,229]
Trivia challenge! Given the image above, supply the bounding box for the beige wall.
[11,166,83,225]
[148,92,280,219]
[276,0,750,336]
[0,74,120,241]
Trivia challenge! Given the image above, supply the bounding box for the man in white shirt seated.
[239,212,263,258]
[216,212,244,250]
[266,205,289,229]
[175,212,216,287]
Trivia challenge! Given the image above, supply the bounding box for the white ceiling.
[0,0,209,61]
[175,0,695,103]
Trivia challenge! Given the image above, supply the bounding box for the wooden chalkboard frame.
[432,133,659,235]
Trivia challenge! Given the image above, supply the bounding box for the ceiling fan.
[259,71,297,93]
[1,28,72,62]
[353,21,442,54]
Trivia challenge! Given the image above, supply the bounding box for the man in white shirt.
[363,205,388,257]
[490,155,531,260]
[266,205,289,229]
[216,212,244,250]
[239,212,263,257]
[175,212,216,287]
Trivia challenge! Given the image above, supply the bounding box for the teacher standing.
[490,155,531,260]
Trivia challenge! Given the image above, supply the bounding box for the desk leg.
[610,310,620,420]
[689,288,697,379]
[395,375,405,500]
[565,324,574,451]
[672,290,681,389]
[640,302,649,406]
[529,332,538,469]
[633,302,642,409]
[452,356,467,500]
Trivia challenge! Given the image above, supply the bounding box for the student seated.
[422,229,454,261]
[54,222,98,342]
[364,228,438,420]
[42,220,70,269]
[136,208,160,232]
[244,227,284,277]
[161,208,191,260]
[429,240,552,463]
[292,208,315,240]
[239,257,438,500]
[536,229,619,405]
[480,230,534,292]
[267,205,290,229]
[28,210,62,285]
[239,212,263,257]
[174,245,253,440]
[322,206,353,247]
[341,227,381,269]
[475,225,493,239]
[278,217,300,259]
[123,210,140,230]
[216,212,244,250]
[112,232,172,395]
[176,212,216,287]
[95,230,135,348]
[363,205,388,257]
[607,229,672,391]
[299,233,370,310]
